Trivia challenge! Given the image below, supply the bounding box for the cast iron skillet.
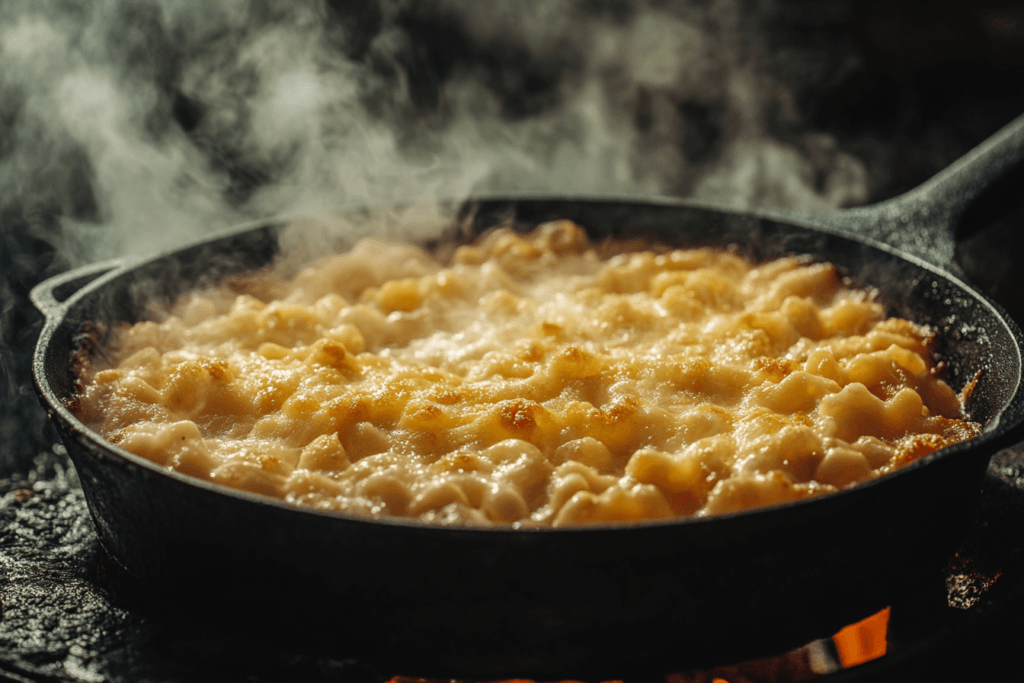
[31,115,1024,680]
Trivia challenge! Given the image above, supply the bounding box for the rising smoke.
[2,0,872,261]
[0,0,874,473]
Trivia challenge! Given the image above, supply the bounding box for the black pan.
[31,115,1024,680]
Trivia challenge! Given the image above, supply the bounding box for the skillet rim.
[31,195,1024,535]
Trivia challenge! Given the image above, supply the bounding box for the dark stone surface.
[0,451,383,683]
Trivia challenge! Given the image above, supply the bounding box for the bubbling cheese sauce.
[77,220,980,526]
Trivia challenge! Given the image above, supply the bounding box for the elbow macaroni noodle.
[76,220,980,526]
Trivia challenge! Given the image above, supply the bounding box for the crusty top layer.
[78,220,980,526]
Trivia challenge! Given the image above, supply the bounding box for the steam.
[0,0,871,472]
[2,0,868,262]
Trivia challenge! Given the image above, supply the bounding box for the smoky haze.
[0,0,879,474]
[1,0,873,261]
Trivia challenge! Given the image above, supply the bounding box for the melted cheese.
[78,220,980,526]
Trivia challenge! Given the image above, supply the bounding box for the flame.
[388,609,893,683]
[831,607,890,668]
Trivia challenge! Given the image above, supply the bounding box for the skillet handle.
[804,113,1024,271]
[30,259,124,321]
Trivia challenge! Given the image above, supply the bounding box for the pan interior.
[44,198,1021,481]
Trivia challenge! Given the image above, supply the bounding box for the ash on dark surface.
[0,451,386,682]
[0,452,131,683]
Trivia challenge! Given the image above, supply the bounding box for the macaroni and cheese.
[76,220,980,526]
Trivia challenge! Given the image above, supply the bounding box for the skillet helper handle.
[808,113,1024,271]
[30,259,124,322]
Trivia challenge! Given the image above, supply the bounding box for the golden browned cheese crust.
[77,220,981,526]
